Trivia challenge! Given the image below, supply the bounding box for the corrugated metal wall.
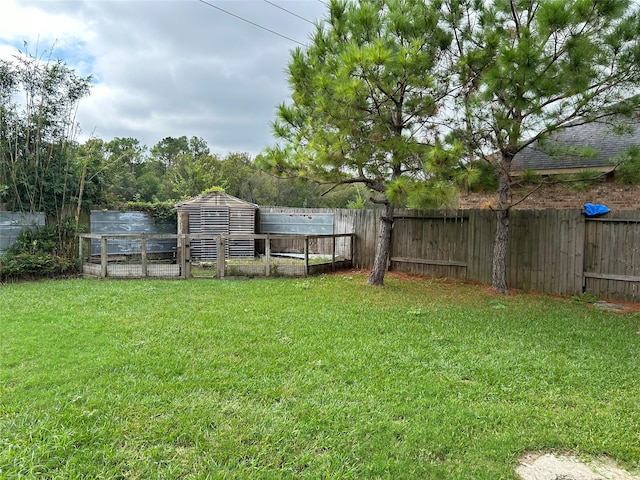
[90,210,176,255]
[259,213,334,234]
[259,207,360,260]
[0,212,45,255]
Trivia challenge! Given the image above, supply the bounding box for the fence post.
[178,235,185,279]
[177,211,190,279]
[185,235,192,279]
[304,236,309,276]
[331,235,336,271]
[576,211,586,296]
[100,236,108,278]
[265,235,271,277]
[350,234,355,266]
[78,235,83,273]
[217,236,225,278]
[141,234,148,277]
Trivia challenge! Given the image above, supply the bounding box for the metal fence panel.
[90,210,176,255]
[0,212,45,255]
[259,212,334,235]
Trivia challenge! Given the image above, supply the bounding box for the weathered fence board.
[466,210,494,285]
[506,209,584,296]
[254,207,639,301]
[584,213,640,300]
[351,208,379,269]
[389,211,468,279]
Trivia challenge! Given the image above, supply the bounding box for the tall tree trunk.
[493,207,509,294]
[492,154,512,294]
[368,202,394,286]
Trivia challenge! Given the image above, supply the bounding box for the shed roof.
[175,192,258,210]
[512,115,640,174]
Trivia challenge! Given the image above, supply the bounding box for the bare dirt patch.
[517,452,640,480]
[593,300,640,314]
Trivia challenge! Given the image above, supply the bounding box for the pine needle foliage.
[445,0,640,293]
[259,0,461,285]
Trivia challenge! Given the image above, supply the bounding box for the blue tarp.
[583,203,610,217]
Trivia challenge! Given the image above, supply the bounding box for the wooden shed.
[175,192,258,260]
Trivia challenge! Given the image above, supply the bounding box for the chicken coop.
[78,196,354,280]
[176,192,258,261]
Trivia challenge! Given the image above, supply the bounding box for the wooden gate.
[584,215,640,300]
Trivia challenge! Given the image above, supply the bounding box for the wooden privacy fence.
[583,213,640,300]
[78,232,354,279]
[240,207,640,301]
[388,209,640,302]
[77,207,639,301]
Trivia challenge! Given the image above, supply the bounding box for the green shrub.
[0,252,58,277]
[9,225,58,255]
[119,201,177,224]
[1,221,78,281]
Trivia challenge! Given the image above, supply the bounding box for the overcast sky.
[0,0,327,156]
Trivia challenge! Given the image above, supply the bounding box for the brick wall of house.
[456,181,640,211]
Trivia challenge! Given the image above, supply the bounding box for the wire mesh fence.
[78,233,354,279]
[79,234,179,278]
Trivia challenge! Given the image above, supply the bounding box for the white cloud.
[0,0,326,156]
[0,0,93,55]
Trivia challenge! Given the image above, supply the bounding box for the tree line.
[72,135,369,211]
[0,51,369,225]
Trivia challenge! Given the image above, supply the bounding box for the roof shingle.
[512,116,640,173]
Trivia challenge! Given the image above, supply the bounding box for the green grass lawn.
[1,273,639,479]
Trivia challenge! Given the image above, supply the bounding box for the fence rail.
[78,233,354,279]
[262,207,640,302]
[385,209,640,302]
[77,206,640,302]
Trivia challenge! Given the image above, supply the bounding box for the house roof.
[175,191,258,209]
[512,115,640,174]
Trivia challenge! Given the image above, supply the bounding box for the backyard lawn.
[1,273,639,479]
